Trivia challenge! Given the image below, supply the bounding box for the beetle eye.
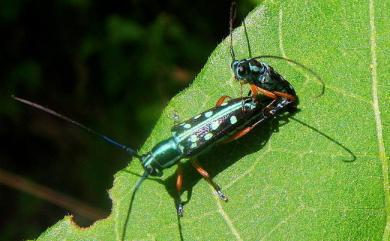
[238,66,245,74]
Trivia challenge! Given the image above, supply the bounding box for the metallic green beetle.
[13,94,294,215]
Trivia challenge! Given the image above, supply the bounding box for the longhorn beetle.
[12,94,293,217]
[228,1,324,109]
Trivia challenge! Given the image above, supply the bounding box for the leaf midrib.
[368,0,390,240]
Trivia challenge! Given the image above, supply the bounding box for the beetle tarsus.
[216,189,228,202]
[177,203,184,217]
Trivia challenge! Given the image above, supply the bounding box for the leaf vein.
[209,185,243,241]
[260,205,304,241]
[369,1,390,240]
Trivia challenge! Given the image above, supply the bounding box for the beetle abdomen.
[172,97,267,156]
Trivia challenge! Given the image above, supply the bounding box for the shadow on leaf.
[120,109,356,240]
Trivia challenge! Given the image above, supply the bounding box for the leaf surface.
[37,1,389,240]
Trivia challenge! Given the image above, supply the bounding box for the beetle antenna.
[252,55,325,97]
[121,170,148,241]
[242,19,253,58]
[290,117,356,162]
[12,95,141,159]
[229,1,237,61]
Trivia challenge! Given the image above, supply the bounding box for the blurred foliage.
[0,0,256,240]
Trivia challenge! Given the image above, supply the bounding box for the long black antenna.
[230,2,253,60]
[229,1,237,61]
[242,19,253,58]
[12,95,141,158]
[291,117,356,162]
[252,55,325,97]
[121,171,148,241]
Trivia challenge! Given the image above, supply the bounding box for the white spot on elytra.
[204,111,213,118]
[211,121,220,130]
[204,133,213,140]
[194,114,201,119]
[230,116,237,124]
[190,135,198,143]
[184,123,191,129]
[190,143,197,149]
[178,144,184,152]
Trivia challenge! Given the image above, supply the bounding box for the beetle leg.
[250,84,296,101]
[273,91,296,101]
[172,111,181,125]
[215,95,231,107]
[176,164,184,216]
[191,160,228,201]
[250,84,277,99]
[222,126,253,143]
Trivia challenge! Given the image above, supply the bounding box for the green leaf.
[37,1,389,240]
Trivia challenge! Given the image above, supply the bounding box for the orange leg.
[249,84,260,96]
[250,84,296,101]
[250,84,277,99]
[215,95,231,107]
[191,160,228,201]
[273,91,296,101]
[176,165,183,193]
[222,126,254,143]
[176,165,184,216]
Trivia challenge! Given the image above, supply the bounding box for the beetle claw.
[177,203,184,217]
[217,190,228,202]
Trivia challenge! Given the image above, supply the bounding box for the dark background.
[0,0,257,240]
